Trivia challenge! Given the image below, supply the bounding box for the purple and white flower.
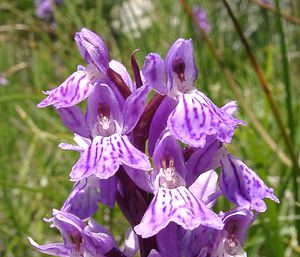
[28,210,117,257]
[193,4,211,33]
[134,131,223,238]
[219,149,279,212]
[143,38,245,152]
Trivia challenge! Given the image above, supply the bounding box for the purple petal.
[221,100,238,115]
[148,97,177,156]
[222,208,254,245]
[123,229,139,257]
[59,134,91,154]
[148,250,161,257]
[51,210,85,251]
[59,142,84,153]
[35,0,53,20]
[165,38,198,95]
[70,134,150,180]
[57,106,90,138]
[37,70,95,109]
[112,135,151,171]
[167,91,245,148]
[109,60,135,92]
[134,187,223,238]
[193,5,211,33]
[220,152,279,212]
[122,84,150,134]
[124,165,154,193]
[185,137,222,186]
[85,84,123,132]
[99,176,117,208]
[75,28,109,73]
[82,220,117,256]
[189,170,218,207]
[61,176,101,220]
[152,130,187,181]
[182,226,217,257]
[142,53,167,95]
[156,223,182,257]
[70,136,121,180]
[28,237,69,257]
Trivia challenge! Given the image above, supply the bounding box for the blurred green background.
[0,0,300,256]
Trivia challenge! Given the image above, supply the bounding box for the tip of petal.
[37,99,50,108]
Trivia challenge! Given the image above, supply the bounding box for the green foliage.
[0,0,299,256]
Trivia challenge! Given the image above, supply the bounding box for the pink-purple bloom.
[31,28,279,257]
[193,5,211,33]
[35,0,62,21]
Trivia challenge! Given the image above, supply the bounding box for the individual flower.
[37,28,127,109]
[59,134,117,219]
[182,208,254,257]
[219,149,279,212]
[58,83,151,181]
[193,4,211,33]
[143,38,245,152]
[0,74,8,86]
[35,0,62,21]
[28,210,118,257]
[134,131,223,238]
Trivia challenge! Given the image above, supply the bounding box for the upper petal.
[85,84,123,132]
[220,151,279,212]
[134,187,223,238]
[75,28,109,73]
[152,130,187,181]
[148,97,177,156]
[167,91,245,148]
[37,70,95,109]
[109,60,135,92]
[57,106,90,138]
[122,84,150,134]
[142,53,167,95]
[165,38,198,95]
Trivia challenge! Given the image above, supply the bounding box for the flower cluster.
[30,28,279,257]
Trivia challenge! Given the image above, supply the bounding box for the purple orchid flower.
[37,28,117,109]
[134,131,223,238]
[143,39,245,152]
[192,5,211,33]
[35,0,62,20]
[64,83,151,181]
[59,134,117,219]
[28,210,117,257]
[182,208,254,257]
[219,148,279,212]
